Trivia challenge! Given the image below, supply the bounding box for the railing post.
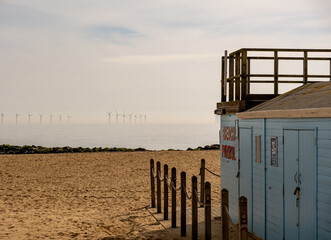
[164,164,168,220]
[239,196,248,240]
[150,159,155,208]
[274,50,279,95]
[303,51,308,84]
[181,172,186,237]
[329,59,331,82]
[229,55,234,101]
[235,52,241,100]
[247,58,251,94]
[192,176,198,240]
[200,159,205,207]
[222,189,229,240]
[241,50,247,100]
[221,56,226,102]
[205,182,211,240]
[224,50,228,101]
[157,161,161,213]
[171,167,176,228]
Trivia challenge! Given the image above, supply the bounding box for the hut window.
[255,135,261,163]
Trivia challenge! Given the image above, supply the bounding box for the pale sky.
[0,0,330,124]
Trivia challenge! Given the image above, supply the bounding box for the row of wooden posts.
[150,159,211,239]
[150,158,249,240]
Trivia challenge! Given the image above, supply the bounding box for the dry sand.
[0,150,232,239]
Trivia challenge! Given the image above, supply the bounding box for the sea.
[0,123,220,150]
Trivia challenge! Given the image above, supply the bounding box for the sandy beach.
[0,150,223,239]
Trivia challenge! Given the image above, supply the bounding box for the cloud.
[100,53,219,64]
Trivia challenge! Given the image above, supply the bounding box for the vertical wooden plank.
[274,51,279,94]
[303,51,308,84]
[222,189,229,240]
[221,56,226,102]
[192,176,198,240]
[235,52,241,100]
[247,58,251,94]
[171,167,176,228]
[181,172,186,237]
[205,182,211,240]
[164,164,168,220]
[330,59,331,81]
[229,55,234,101]
[200,159,205,207]
[150,159,155,208]
[239,196,248,240]
[224,50,228,101]
[241,50,247,100]
[157,161,161,213]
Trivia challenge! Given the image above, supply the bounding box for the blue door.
[284,130,316,240]
[239,128,252,232]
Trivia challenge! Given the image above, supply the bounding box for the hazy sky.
[0,0,330,124]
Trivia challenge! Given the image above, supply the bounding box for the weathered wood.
[157,161,161,213]
[304,51,308,84]
[239,196,248,240]
[247,58,251,94]
[204,182,211,240]
[164,164,168,220]
[221,57,226,102]
[235,52,241,100]
[274,50,278,94]
[229,55,235,101]
[249,56,331,60]
[200,159,205,207]
[150,159,155,208]
[330,59,331,81]
[249,73,329,78]
[171,167,176,228]
[224,50,228,101]
[192,176,198,240]
[181,172,186,237]
[241,50,247,99]
[221,189,229,240]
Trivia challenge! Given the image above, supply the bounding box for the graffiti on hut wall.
[222,126,236,160]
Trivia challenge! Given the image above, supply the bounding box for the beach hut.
[215,48,331,240]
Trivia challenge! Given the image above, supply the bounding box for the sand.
[0,150,229,239]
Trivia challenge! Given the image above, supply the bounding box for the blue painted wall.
[220,116,331,240]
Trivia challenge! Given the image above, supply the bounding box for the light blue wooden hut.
[215,48,331,240]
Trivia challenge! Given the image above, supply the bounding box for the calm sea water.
[0,123,220,150]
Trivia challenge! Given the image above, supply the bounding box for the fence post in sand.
[239,196,248,240]
[164,164,168,220]
[150,159,155,208]
[205,182,211,240]
[171,167,176,228]
[181,171,186,237]
[157,161,161,213]
[192,176,198,240]
[200,159,205,207]
[221,189,229,240]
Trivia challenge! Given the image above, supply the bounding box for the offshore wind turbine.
[115,111,121,124]
[15,113,20,125]
[107,111,113,124]
[1,113,5,125]
[59,114,62,124]
[139,114,143,123]
[28,113,33,125]
[67,115,71,124]
[39,114,43,124]
[134,113,138,124]
[144,114,147,123]
[122,112,126,124]
[128,113,133,124]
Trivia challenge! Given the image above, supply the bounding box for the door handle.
[293,187,301,196]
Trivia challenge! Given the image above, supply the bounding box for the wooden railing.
[221,48,331,103]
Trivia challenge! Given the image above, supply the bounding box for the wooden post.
[329,59,331,81]
[171,167,176,228]
[247,58,251,94]
[150,159,155,208]
[221,56,226,102]
[229,55,234,101]
[303,51,308,84]
[239,196,248,240]
[235,52,241,100]
[157,161,161,213]
[164,164,168,220]
[205,182,211,240]
[241,50,247,100]
[221,189,229,240]
[192,176,198,240]
[224,50,228,101]
[181,172,186,237]
[200,159,205,207]
[274,50,279,95]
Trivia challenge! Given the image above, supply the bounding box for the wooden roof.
[237,82,331,119]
